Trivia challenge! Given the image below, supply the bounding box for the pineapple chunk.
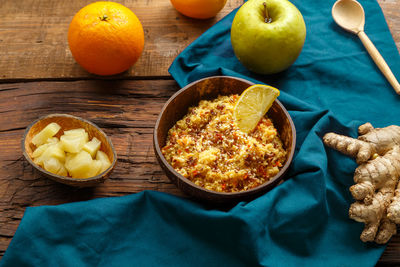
[61,133,87,153]
[33,156,44,166]
[83,137,101,158]
[31,125,111,179]
[31,122,61,146]
[57,165,68,176]
[42,143,66,163]
[64,128,86,135]
[65,151,90,173]
[65,150,100,178]
[32,143,51,158]
[91,160,103,176]
[43,157,63,174]
[34,143,66,166]
[46,137,59,144]
[64,128,88,139]
[65,152,74,163]
[96,150,112,173]
[32,137,60,158]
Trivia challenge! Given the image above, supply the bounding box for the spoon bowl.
[332,0,365,34]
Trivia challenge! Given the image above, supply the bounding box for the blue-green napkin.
[2,0,400,266]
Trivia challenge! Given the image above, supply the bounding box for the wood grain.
[0,0,397,81]
[0,0,243,80]
[379,0,400,52]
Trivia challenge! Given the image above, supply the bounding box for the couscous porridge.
[161,94,287,193]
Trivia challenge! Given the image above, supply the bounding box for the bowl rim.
[21,113,117,184]
[154,75,296,198]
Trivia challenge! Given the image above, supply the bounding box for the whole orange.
[68,1,144,76]
[170,0,227,19]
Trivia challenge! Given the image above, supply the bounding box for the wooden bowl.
[22,114,117,187]
[154,76,296,203]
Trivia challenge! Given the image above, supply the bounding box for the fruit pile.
[32,122,111,178]
[67,0,306,76]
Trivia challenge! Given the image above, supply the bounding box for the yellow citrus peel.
[234,84,280,133]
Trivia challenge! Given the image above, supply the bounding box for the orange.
[170,0,227,19]
[68,1,144,76]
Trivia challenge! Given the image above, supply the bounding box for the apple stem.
[263,2,271,23]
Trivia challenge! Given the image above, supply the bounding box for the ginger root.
[323,123,400,244]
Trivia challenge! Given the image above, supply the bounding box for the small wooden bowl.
[154,76,296,203]
[22,114,117,187]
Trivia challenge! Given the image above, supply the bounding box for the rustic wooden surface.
[0,0,399,265]
[0,0,243,80]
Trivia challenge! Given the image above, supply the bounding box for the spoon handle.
[357,31,400,95]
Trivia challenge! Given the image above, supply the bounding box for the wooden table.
[0,0,399,264]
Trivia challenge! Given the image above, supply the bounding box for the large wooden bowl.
[22,114,117,187]
[154,76,296,203]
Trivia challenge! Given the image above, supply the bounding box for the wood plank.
[0,80,399,265]
[0,0,398,80]
[0,0,243,80]
[379,0,400,52]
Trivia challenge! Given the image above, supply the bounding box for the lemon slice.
[234,84,280,133]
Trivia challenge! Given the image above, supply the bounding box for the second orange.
[170,0,227,19]
[68,1,144,76]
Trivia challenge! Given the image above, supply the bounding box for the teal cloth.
[2,0,400,266]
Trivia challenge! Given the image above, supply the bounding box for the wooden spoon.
[332,0,400,95]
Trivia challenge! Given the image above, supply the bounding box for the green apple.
[231,0,306,74]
